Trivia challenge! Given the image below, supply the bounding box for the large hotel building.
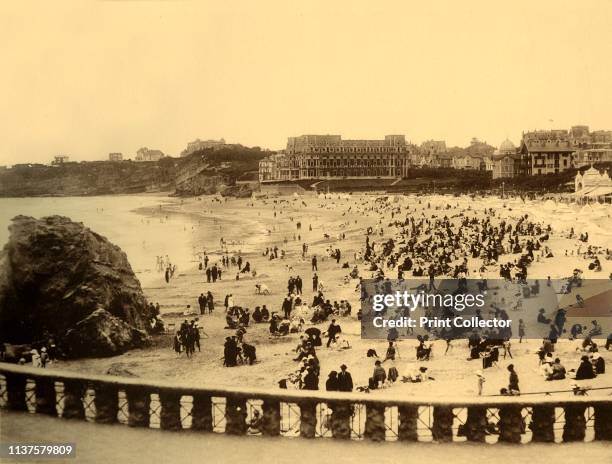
[259,134,413,181]
[259,126,611,182]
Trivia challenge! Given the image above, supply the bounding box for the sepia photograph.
[0,1,610,463]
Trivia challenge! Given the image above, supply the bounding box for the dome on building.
[499,138,516,154]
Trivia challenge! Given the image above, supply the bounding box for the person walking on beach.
[207,291,214,314]
[296,275,303,295]
[198,293,206,314]
[173,332,182,356]
[312,273,319,292]
[325,319,341,347]
[206,267,211,283]
[312,255,318,272]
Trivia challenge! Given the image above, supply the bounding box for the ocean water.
[0,195,204,285]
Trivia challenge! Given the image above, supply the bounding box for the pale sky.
[1,0,611,164]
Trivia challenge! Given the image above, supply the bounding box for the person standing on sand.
[312,255,318,272]
[173,332,182,356]
[206,267,211,283]
[518,319,525,343]
[507,364,520,394]
[476,370,485,396]
[337,364,353,392]
[282,297,292,319]
[207,291,214,314]
[312,273,319,292]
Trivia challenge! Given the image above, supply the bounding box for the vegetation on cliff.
[0,145,267,197]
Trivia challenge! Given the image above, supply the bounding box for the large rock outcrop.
[0,215,151,358]
[64,308,149,358]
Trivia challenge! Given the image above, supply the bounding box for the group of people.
[172,319,201,357]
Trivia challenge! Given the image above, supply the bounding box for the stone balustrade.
[1,363,610,443]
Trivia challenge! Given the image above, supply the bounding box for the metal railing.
[1,363,610,443]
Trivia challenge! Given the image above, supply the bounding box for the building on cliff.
[180,138,226,157]
[51,155,70,165]
[135,147,165,162]
[108,152,123,162]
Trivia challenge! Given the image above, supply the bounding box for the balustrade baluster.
[225,396,247,435]
[299,401,317,438]
[432,406,453,442]
[398,405,418,441]
[35,377,56,416]
[62,380,85,420]
[159,390,182,431]
[93,383,118,424]
[190,394,213,431]
[126,387,151,427]
[262,399,281,436]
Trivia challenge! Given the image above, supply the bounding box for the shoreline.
[43,193,610,398]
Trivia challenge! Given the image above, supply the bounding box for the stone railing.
[1,363,611,443]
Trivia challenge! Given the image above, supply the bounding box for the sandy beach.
[47,193,611,399]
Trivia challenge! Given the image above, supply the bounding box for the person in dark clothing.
[303,367,319,390]
[592,353,605,374]
[326,371,339,391]
[312,273,319,292]
[337,364,353,392]
[198,294,206,314]
[371,360,387,389]
[224,337,238,367]
[507,364,520,394]
[173,332,182,356]
[295,276,303,294]
[575,355,596,379]
[305,327,322,347]
[384,341,396,361]
[311,256,318,272]
[206,291,214,314]
[537,308,551,324]
[192,323,201,352]
[282,297,292,319]
[325,320,341,347]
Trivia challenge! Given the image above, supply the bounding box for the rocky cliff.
[0,146,266,197]
[0,215,151,358]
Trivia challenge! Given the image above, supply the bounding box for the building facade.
[491,139,519,179]
[51,155,69,165]
[260,135,413,181]
[135,147,165,162]
[517,130,574,176]
[180,138,226,157]
[108,152,123,162]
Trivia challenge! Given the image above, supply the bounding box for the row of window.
[288,147,405,154]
